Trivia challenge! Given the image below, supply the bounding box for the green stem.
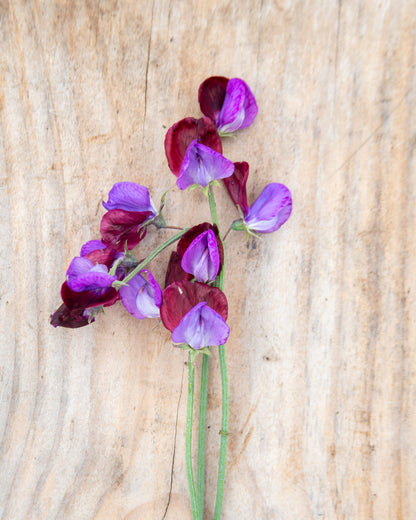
[186,354,199,520]
[208,184,229,520]
[113,228,188,288]
[197,354,209,517]
[213,344,228,520]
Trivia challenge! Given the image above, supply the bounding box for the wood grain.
[0,0,415,518]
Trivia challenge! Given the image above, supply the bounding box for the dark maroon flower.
[164,117,222,176]
[100,209,153,251]
[50,304,93,329]
[223,161,250,216]
[198,77,258,133]
[160,280,228,333]
[165,223,224,287]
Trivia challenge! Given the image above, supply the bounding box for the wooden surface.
[1,1,415,518]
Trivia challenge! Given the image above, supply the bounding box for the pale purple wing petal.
[217,78,258,133]
[120,270,162,319]
[171,302,230,349]
[181,230,219,282]
[244,183,292,233]
[177,141,234,190]
[102,182,156,214]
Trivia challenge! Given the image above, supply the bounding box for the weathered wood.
[0,0,415,518]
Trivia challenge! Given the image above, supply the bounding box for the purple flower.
[244,183,292,233]
[198,77,258,133]
[66,256,117,292]
[171,302,230,350]
[177,139,234,190]
[120,269,162,320]
[181,229,220,283]
[103,182,157,215]
[100,182,157,252]
[164,117,222,176]
[217,79,258,133]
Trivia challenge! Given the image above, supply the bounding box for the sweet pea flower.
[66,256,117,292]
[165,223,224,287]
[120,269,162,320]
[51,241,124,328]
[165,117,222,176]
[171,302,230,350]
[198,76,258,133]
[223,161,250,216]
[160,280,229,350]
[177,139,234,190]
[243,183,292,233]
[100,182,157,251]
[181,229,220,283]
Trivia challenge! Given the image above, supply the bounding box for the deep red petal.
[198,76,229,123]
[164,251,193,287]
[61,282,120,311]
[164,117,222,176]
[223,161,250,216]
[100,209,152,251]
[50,303,92,328]
[160,280,228,332]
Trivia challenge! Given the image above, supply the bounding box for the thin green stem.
[208,184,229,520]
[213,344,228,520]
[112,228,188,288]
[197,354,209,517]
[186,354,199,520]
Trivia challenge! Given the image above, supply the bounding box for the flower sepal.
[176,343,212,363]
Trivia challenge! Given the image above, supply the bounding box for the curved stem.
[186,354,199,520]
[113,228,188,288]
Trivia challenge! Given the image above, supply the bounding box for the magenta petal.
[223,162,250,215]
[102,182,156,214]
[120,269,162,319]
[100,209,152,251]
[177,140,234,190]
[198,76,229,123]
[217,78,258,133]
[244,183,292,233]
[171,302,230,349]
[181,230,219,282]
[80,240,106,256]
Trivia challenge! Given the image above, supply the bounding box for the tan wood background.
[1,0,415,518]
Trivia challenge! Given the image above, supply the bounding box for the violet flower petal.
[120,269,162,320]
[103,182,157,215]
[80,240,107,256]
[181,230,220,283]
[217,78,258,133]
[66,257,117,292]
[171,302,230,350]
[244,183,292,233]
[177,140,234,190]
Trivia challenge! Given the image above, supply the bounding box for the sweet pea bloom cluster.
[51,75,292,520]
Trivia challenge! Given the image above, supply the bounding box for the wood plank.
[0,0,414,518]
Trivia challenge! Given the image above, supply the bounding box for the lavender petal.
[102,182,156,214]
